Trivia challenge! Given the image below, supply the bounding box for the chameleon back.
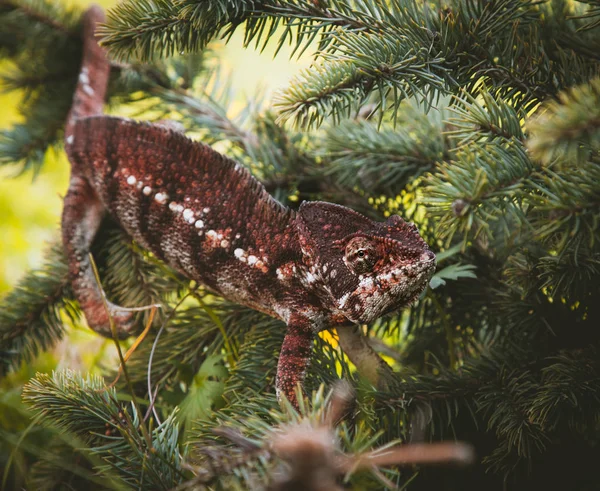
[67,116,299,309]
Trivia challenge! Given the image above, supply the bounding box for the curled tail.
[62,6,134,337]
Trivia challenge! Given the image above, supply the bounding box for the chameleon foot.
[80,297,161,339]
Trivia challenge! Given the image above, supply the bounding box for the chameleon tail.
[64,5,110,146]
[62,6,134,338]
[276,317,315,409]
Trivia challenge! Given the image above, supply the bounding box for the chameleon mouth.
[396,251,436,283]
[379,253,436,314]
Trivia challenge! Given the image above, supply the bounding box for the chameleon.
[62,6,437,407]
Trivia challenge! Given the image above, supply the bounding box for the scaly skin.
[62,6,437,407]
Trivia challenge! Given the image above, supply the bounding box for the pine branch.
[100,0,194,63]
[571,0,600,31]
[477,368,550,459]
[527,162,600,252]
[274,59,365,128]
[0,242,73,375]
[100,0,387,63]
[531,348,600,431]
[421,142,535,246]
[527,76,600,166]
[448,89,525,147]
[0,0,79,54]
[22,370,185,489]
[99,0,599,134]
[274,29,449,128]
[223,317,285,401]
[320,104,448,194]
[0,0,82,173]
[22,370,122,443]
[307,334,352,390]
[370,347,587,473]
[537,244,600,300]
[122,301,250,389]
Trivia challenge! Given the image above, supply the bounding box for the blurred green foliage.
[0,87,69,293]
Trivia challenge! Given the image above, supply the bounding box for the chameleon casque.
[62,7,436,407]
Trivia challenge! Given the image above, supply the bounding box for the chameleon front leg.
[62,6,133,337]
[276,315,316,409]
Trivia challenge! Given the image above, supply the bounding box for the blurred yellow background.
[0,0,312,293]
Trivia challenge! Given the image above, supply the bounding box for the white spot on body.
[337,292,350,310]
[203,207,210,214]
[204,230,221,249]
[169,202,178,212]
[66,135,74,145]
[79,72,90,84]
[136,181,143,190]
[195,220,204,229]
[82,84,95,96]
[127,175,137,186]
[183,209,194,221]
[154,192,168,204]
[247,255,258,266]
[379,271,395,282]
[306,272,316,284]
[234,248,245,258]
[143,186,152,196]
[220,240,229,248]
[359,276,375,289]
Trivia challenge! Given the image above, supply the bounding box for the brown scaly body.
[62,6,436,406]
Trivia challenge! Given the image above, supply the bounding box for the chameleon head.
[297,202,436,324]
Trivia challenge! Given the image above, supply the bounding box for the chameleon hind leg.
[62,176,136,338]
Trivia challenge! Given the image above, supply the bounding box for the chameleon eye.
[344,237,378,274]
